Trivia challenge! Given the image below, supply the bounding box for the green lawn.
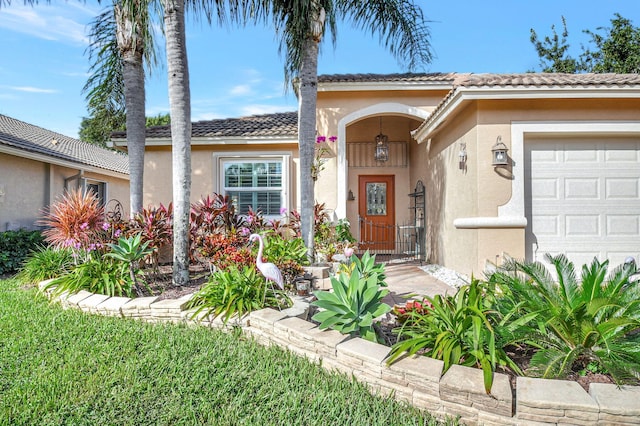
[0,279,453,426]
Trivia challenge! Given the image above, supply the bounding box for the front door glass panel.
[366,183,387,215]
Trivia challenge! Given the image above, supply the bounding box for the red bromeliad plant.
[393,299,433,324]
[196,232,253,271]
[130,203,173,268]
[40,189,106,256]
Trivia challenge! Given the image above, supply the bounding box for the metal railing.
[357,216,425,263]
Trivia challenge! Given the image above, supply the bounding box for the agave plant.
[105,234,152,296]
[489,254,640,384]
[311,252,390,343]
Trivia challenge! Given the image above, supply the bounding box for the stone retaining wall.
[38,279,640,426]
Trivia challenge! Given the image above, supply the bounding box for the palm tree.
[162,0,192,285]
[254,0,433,261]
[84,0,157,216]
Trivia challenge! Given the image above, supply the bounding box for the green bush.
[387,279,522,393]
[16,246,73,284]
[186,266,292,324]
[489,254,640,385]
[311,252,390,343]
[0,230,45,275]
[42,256,133,298]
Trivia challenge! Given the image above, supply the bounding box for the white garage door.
[525,137,640,268]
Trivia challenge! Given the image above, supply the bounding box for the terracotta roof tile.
[318,72,458,83]
[112,111,298,140]
[0,114,129,175]
[454,72,640,87]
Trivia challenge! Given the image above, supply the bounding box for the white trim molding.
[212,151,292,218]
[453,216,527,229]
[335,103,430,218]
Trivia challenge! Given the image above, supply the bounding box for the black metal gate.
[357,180,426,262]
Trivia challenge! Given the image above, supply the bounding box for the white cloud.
[0,4,98,45]
[229,84,252,96]
[241,104,295,116]
[10,86,58,94]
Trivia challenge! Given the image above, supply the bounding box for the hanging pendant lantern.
[374,117,389,162]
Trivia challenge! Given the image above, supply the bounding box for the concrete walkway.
[382,262,455,307]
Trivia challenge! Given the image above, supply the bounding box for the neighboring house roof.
[413,72,640,140]
[0,114,129,176]
[111,111,298,141]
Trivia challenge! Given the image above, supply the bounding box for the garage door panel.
[564,178,599,199]
[526,138,640,268]
[566,215,600,236]
[531,178,559,199]
[607,215,640,236]
[605,178,639,199]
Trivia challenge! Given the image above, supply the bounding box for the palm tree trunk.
[298,37,319,263]
[163,0,191,286]
[121,51,146,216]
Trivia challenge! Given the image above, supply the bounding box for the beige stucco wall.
[143,144,300,211]
[424,96,640,277]
[0,152,130,230]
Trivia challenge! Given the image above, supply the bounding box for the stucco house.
[111,72,640,277]
[0,114,130,231]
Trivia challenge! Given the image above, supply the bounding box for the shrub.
[39,188,105,254]
[105,234,153,296]
[311,252,390,343]
[42,255,133,298]
[0,230,45,275]
[130,203,172,268]
[387,279,521,393]
[186,266,291,324]
[489,254,640,385]
[16,246,73,284]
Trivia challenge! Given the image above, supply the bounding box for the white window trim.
[213,151,291,219]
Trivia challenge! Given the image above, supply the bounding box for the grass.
[0,279,454,426]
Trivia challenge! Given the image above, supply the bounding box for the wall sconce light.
[491,136,509,166]
[347,189,355,201]
[374,117,389,162]
[458,143,467,169]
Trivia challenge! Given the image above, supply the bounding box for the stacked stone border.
[38,279,640,426]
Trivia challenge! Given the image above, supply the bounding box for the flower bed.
[39,279,640,426]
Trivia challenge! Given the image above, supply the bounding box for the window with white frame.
[221,158,286,217]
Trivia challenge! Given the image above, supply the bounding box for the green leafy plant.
[387,279,521,393]
[105,234,152,296]
[311,252,390,343]
[338,251,387,288]
[186,266,291,324]
[335,218,356,243]
[42,256,133,298]
[16,246,73,284]
[489,254,640,385]
[0,230,45,275]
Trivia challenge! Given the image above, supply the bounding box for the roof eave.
[413,85,640,143]
[111,135,299,147]
[0,144,129,179]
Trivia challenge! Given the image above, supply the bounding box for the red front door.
[358,175,395,251]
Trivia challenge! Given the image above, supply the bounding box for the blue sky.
[0,1,637,138]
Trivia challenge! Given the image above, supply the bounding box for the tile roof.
[453,72,640,87]
[112,111,298,140]
[0,114,129,175]
[318,72,458,84]
[414,72,640,138]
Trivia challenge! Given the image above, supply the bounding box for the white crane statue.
[249,234,284,306]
